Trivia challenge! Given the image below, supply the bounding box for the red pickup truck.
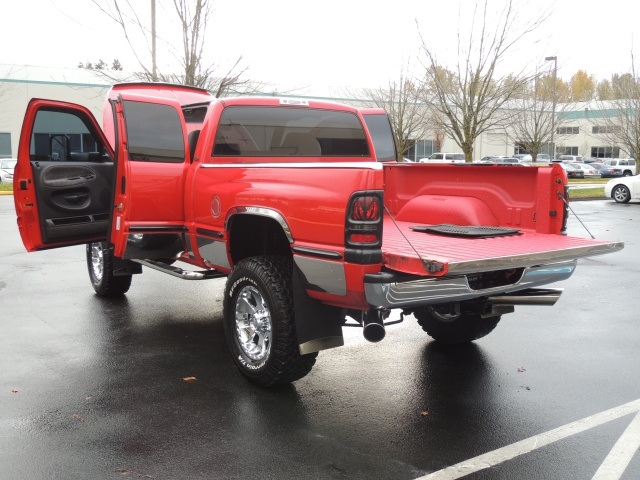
[13,83,623,386]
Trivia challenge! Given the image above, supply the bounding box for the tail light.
[345,191,383,264]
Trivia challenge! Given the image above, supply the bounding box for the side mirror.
[50,134,70,161]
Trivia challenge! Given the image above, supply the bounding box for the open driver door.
[14,95,190,257]
[14,99,116,252]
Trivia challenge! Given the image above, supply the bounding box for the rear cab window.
[211,106,370,159]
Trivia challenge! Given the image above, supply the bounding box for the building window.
[404,139,433,162]
[0,132,11,157]
[556,146,578,156]
[591,146,620,158]
[592,125,619,134]
[557,126,579,135]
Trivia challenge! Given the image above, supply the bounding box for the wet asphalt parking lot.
[1,194,639,480]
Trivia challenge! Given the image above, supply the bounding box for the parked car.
[513,154,532,162]
[604,176,640,203]
[535,154,551,163]
[418,152,466,163]
[574,163,601,178]
[591,163,623,178]
[602,158,637,176]
[487,156,524,165]
[0,158,17,183]
[558,162,585,178]
[558,155,584,163]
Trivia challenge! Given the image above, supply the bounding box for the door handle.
[64,194,89,204]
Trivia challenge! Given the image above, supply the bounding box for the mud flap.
[292,264,345,355]
[112,256,143,276]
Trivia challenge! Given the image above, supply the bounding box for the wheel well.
[228,215,292,264]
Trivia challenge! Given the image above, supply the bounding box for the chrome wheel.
[223,256,317,386]
[234,285,272,363]
[90,242,104,282]
[86,241,132,296]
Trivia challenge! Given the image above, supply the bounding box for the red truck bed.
[381,163,623,276]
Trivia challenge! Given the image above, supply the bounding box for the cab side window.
[122,101,185,163]
[31,109,106,162]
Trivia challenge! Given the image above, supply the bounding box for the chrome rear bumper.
[364,260,576,309]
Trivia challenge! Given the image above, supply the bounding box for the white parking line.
[592,411,640,479]
[415,398,640,480]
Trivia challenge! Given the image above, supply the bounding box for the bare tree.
[355,66,430,161]
[91,0,258,97]
[507,73,562,161]
[433,128,445,153]
[418,0,548,162]
[595,58,640,159]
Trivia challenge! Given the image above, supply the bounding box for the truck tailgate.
[382,215,623,276]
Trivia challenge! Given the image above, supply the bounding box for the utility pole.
[151,0,157,81]
[545,56,557,159]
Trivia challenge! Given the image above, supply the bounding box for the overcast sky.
[3,0,640,95]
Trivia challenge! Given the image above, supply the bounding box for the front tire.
[223,256,316,387]
[415,303,501,344]
[612,185,631,203]
[86,242,132,297]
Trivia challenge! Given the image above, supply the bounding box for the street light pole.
[545,56,557,159]
[151,0,157,82]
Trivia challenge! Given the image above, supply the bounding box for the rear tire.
[415,303,501,344]
[612,185,631,203]
[86,242,132,297]
[223,255,316,387]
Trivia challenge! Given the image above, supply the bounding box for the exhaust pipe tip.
[363,321,386,342]
[487,288,564,306]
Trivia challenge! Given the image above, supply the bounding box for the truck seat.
[280,132,321,156]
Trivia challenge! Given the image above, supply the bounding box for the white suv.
[602,158,636,176]
[558,155,584,163]
[418,153,466,163]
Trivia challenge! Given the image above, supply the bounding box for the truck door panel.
[14,100,116,251]
[29,161,114,243]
